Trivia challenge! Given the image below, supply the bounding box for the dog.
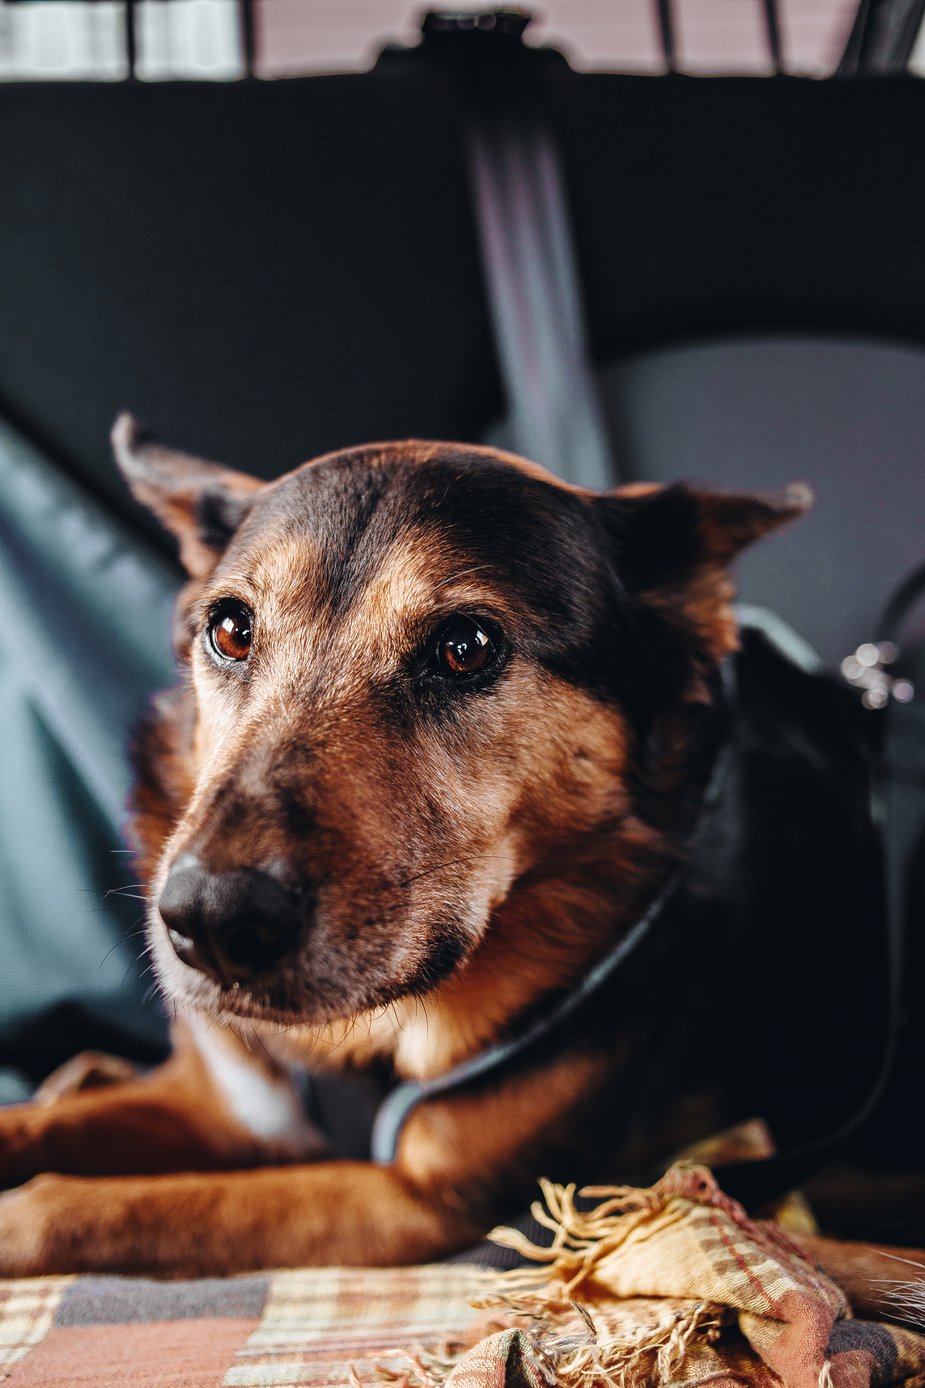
[0,417,919,1312]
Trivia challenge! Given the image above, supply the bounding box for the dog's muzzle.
[157,853,306,985]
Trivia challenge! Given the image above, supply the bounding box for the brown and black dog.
[0,418,918,1309]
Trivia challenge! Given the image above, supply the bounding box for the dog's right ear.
[112,413,265,578]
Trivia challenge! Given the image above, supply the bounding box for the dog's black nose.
[158,854,305,984]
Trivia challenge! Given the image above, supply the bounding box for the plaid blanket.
[459,1163,925,1388]
[1,1160,923,1386]
[0,1265,485,1386]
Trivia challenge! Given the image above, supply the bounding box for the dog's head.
[114,415,808,1029]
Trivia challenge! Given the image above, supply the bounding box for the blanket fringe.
[482,1164,753,1301]
[473,1166,735,1385]
[544,1299,724,1388]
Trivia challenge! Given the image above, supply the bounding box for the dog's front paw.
[0,1174,63,1276]
[0,1173,153,1276]
[0,1172,225,1277]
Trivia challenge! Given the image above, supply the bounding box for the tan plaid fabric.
[453,1164,925,1388]
[0,1136,922,1387]
[0,1275,72,1372]
[223,1265,485,1387]
[0,1265,485,1385]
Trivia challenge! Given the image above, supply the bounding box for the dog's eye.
[208,602,252,662]
[435,615,495,677]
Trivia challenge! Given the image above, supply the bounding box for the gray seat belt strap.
[418,11,615,488]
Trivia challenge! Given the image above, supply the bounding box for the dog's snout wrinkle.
[158,854,308,985]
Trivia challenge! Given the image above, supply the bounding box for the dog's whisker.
[413,994,431,1038]
[396,854,501,890]
[874,1253,925,1272]
[331,1012,365,1054]
[99,922,149,970]
[99,940,127,969]
[431,563,494,592]
[875,1279,925,1330]
[122,949,154,987]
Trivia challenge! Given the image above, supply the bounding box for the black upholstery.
[2,72,925,540]
[0,74,498,546]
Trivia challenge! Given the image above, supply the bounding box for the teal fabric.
[0,419,177,1100]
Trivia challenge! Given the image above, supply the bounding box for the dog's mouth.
[209,974,414,1030]
[149,898,479,1031]
[211,979,340,1029]
[163,956,445,1034]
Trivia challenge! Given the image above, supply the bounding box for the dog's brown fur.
[0,422,919,1319]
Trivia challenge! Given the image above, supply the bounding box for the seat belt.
[402,11,615,488]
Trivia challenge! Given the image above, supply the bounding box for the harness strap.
[371,858,699,1164]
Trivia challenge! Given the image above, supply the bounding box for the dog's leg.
[0,1160,480,1277]
[0,1018,325,1189]
[0,1049,599,1276]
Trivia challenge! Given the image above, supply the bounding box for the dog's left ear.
[112,413,265,578]
[599,480,812,659]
